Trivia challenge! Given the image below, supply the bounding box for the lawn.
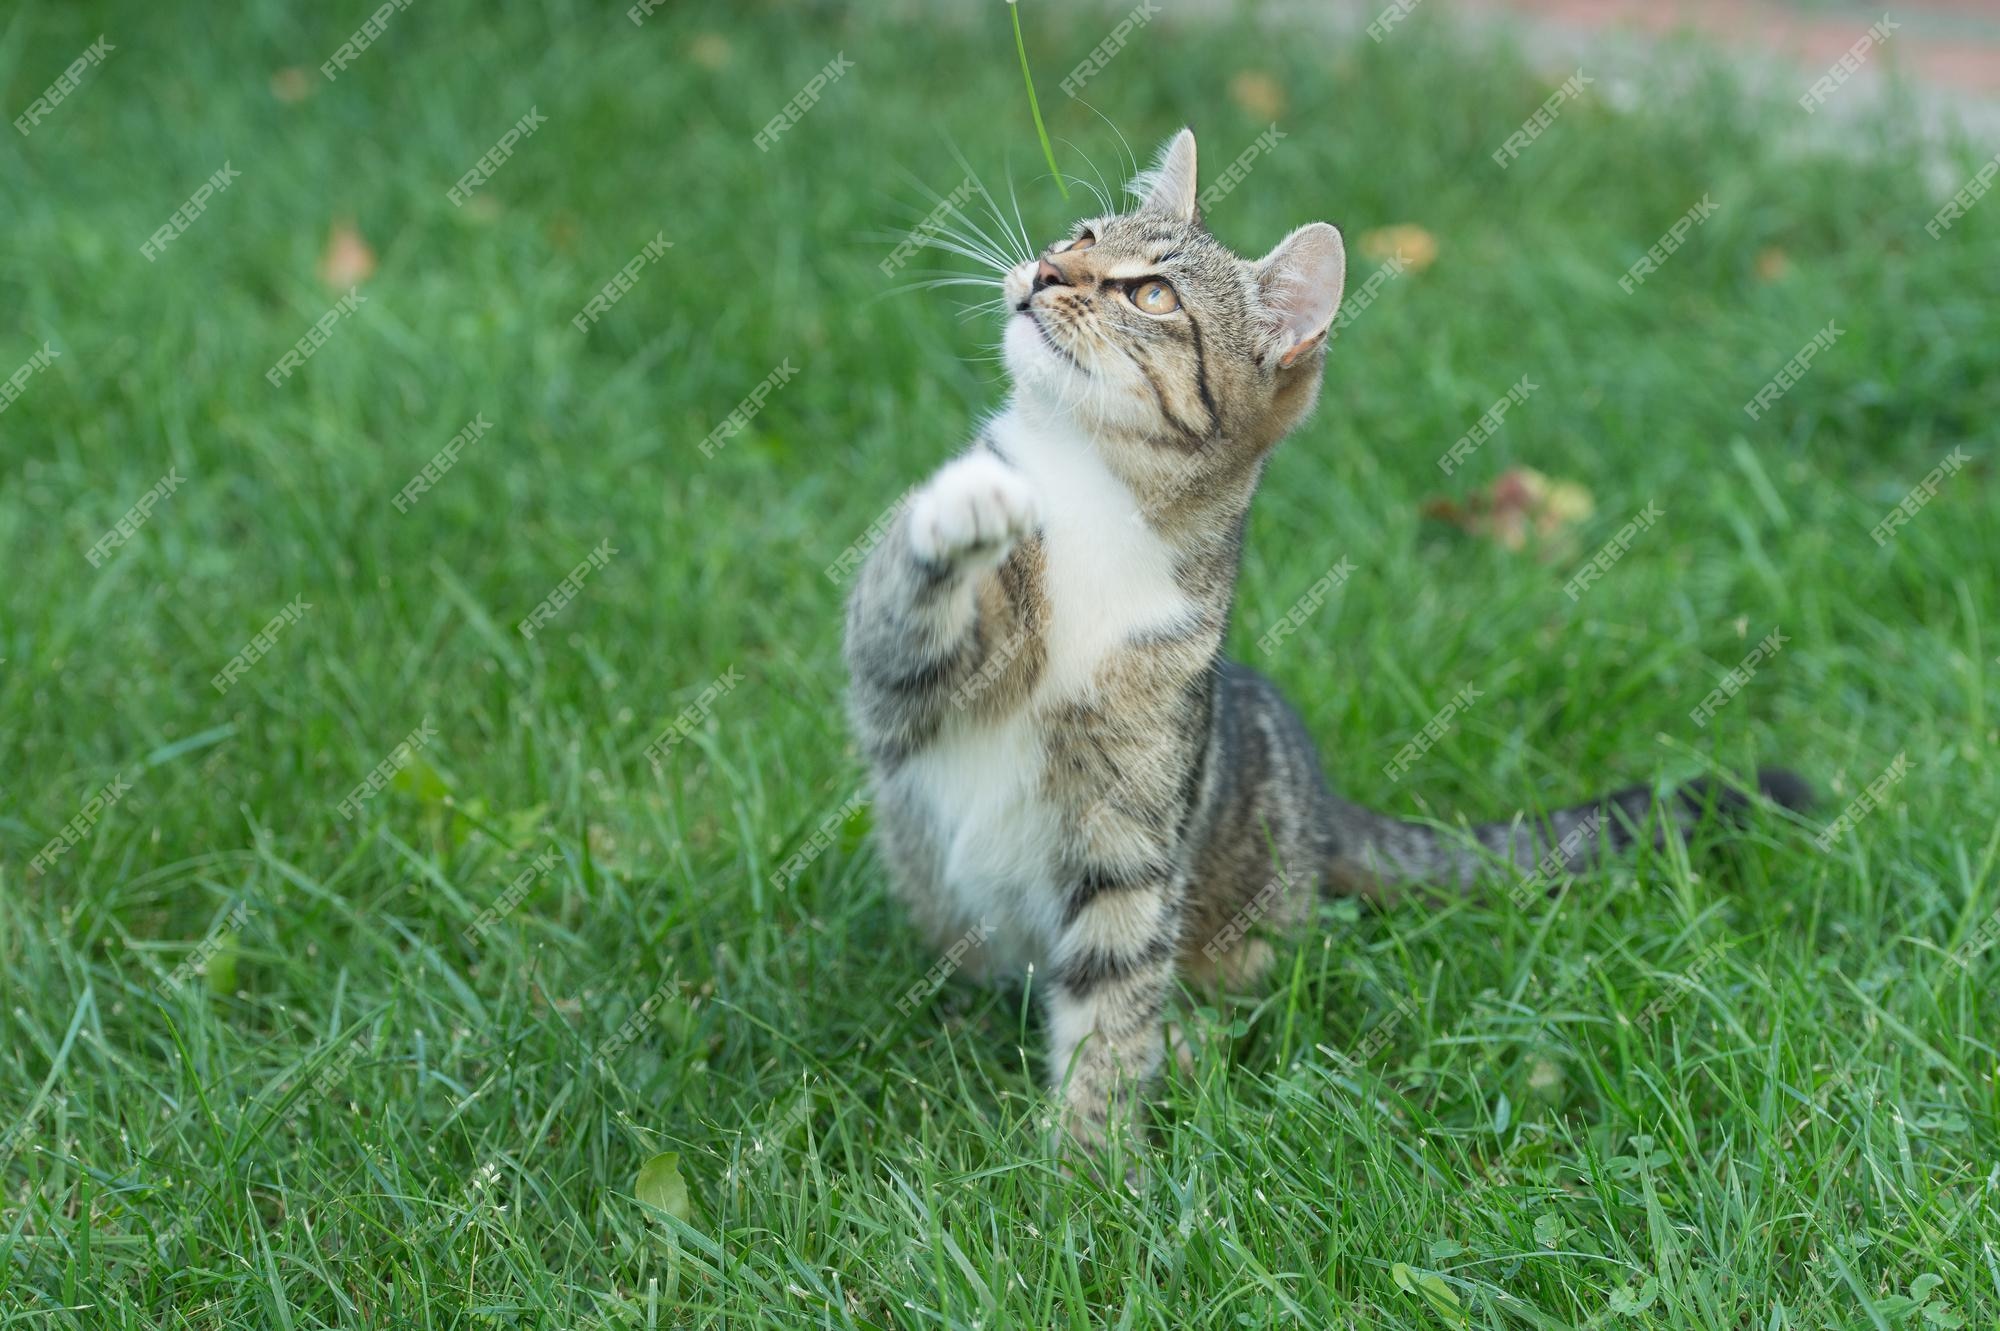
[3,0,1997,1326]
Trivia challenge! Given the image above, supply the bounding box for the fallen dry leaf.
[1359,223,1438,272]
[1423,466,1594,558]
[269,68,312,103]
[689,33,731,70]
[1229,71,1285,120]
[1754,246,1789,282]
[317,220,377,290]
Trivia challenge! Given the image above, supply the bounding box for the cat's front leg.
[844,448,1039,756]
[1045,862,1183,1157]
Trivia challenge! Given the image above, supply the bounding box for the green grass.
[4,1,1998,1326]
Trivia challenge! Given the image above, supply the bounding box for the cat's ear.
[1254,222,1346,369]
[1128,127,1199,223]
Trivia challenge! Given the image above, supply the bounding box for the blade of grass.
[1008,1,1067,200]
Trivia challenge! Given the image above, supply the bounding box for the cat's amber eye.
[1057,232,1095,253]
[1130,280,1179,315]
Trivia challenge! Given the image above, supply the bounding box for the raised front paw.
[907,452,1038,571]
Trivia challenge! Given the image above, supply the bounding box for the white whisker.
[888,165,1016,272]
[950,141,1033,270]
[1074,101,1139,188]
[907,231,1015,273]
[999,162,1036,264]
[1056,137,1116,216]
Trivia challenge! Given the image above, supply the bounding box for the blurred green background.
[2,0,1996,1326]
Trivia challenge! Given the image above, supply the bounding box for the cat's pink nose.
[1033,257,1069,291]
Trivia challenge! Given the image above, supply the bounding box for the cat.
[844,128,1809,1156]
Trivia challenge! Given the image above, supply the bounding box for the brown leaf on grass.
[1358,223,1438,272]
[269,68,312,103]
[317,220,377,290]
[1229,71,1285,120]
[689,33,732,69]
[1423,466,1594,558]
[1754,246,1789,282]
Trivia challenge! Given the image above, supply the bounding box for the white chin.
[1003,315,1065,393]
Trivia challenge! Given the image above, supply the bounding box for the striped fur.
[845,130,1809,1155]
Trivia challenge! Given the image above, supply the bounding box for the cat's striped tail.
[1318,768,1814,903]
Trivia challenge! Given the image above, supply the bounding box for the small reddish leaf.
[317,219,377,290]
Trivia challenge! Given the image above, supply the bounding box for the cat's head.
[1001,128,1344,460]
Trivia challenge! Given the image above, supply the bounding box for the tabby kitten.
[845,129,1806,1153]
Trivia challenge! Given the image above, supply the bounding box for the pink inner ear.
[1258,223,1346,362]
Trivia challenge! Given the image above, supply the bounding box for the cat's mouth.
[1017,303,1084,370]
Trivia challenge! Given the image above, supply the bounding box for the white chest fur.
[899,408,1195,972]
[1002,411,1193,698]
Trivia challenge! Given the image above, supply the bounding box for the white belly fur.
[900,407,1195,975]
